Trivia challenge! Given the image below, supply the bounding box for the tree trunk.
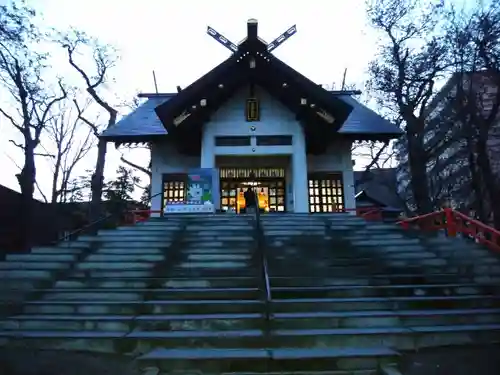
[51,154,62,204]
[17,143,36,251]
[467,144,487,222]
[475,137,500,228]
[406,131,433,214]
[89,138,107,229]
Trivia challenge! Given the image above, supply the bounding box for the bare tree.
[45,99,95,204]
[0,1,67,249]
[60,30,118,224]
[445,2,500,226]
[117,96,152,200]
[366,0,451,214]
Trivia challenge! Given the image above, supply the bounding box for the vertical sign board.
[164,168,216,214]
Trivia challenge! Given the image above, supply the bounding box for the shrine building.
[101,19,402,215]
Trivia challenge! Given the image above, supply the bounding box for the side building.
[395,72,500,214]
[101,20,402,215]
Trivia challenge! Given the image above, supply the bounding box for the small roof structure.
[101,20,402,153]
[354,168,403,210]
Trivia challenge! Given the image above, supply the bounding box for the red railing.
[353,207,384,221]
[124,210,162,225]
[397,208,500,253]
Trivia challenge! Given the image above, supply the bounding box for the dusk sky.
[0,0,385,200]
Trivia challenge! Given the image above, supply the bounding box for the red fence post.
[444,208,457,237]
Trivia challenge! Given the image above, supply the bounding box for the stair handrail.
[397,207,500,253]
[56,191,164,244]
[252,207,272,325]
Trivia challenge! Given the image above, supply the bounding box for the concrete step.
[181,247,253,254]
[54,276,259,289]
[90,248,164,255]
[181,235,254,242]
[271,295,500,312]
[273,308,500,329]
[75,262,157,270]
[28,287,260,300]
[267,264,500,277]
[30,247,85,255]
[271,324,500,349]
[0,312,262,331]
[138,347,398,373]
[271,284,496,299]
[21,299,263,315]
[0,270,54,279]
[70,270,156,278]
[5,253,77,262]
[0,261,71,270]
[270,273,500,286]
[85,254,164,262]
[79,235,177,242]
[99,241,172,248]
[185,254,252,261]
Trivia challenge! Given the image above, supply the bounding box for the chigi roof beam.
[267,25,297,53]
[206,26,238,53]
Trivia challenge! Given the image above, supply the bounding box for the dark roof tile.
[100,97,171,138]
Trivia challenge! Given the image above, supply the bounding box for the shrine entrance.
[219,167,287,213]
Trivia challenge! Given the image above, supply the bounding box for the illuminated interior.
[220,167,286,213]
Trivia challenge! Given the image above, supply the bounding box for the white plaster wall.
[307,141,356,213]
[202,85,309,212]
[149,85,355,215]
[150,139,199,216]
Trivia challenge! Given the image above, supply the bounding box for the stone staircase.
[0,213,499,375]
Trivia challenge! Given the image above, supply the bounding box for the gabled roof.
[354,168,403,209]
[100,95,172,140]
[100,92,403,142]
[337,95,403,139]
[101,20,402,145]
[153,20,402,143]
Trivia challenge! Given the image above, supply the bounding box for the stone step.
[272,295,500,312]
[138,346,398,373]
[273,308,500,329]
[21,299,263,315]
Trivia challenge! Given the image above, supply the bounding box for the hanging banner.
[164,168,216,214]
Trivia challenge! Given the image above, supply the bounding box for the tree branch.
[120,155,152,178]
